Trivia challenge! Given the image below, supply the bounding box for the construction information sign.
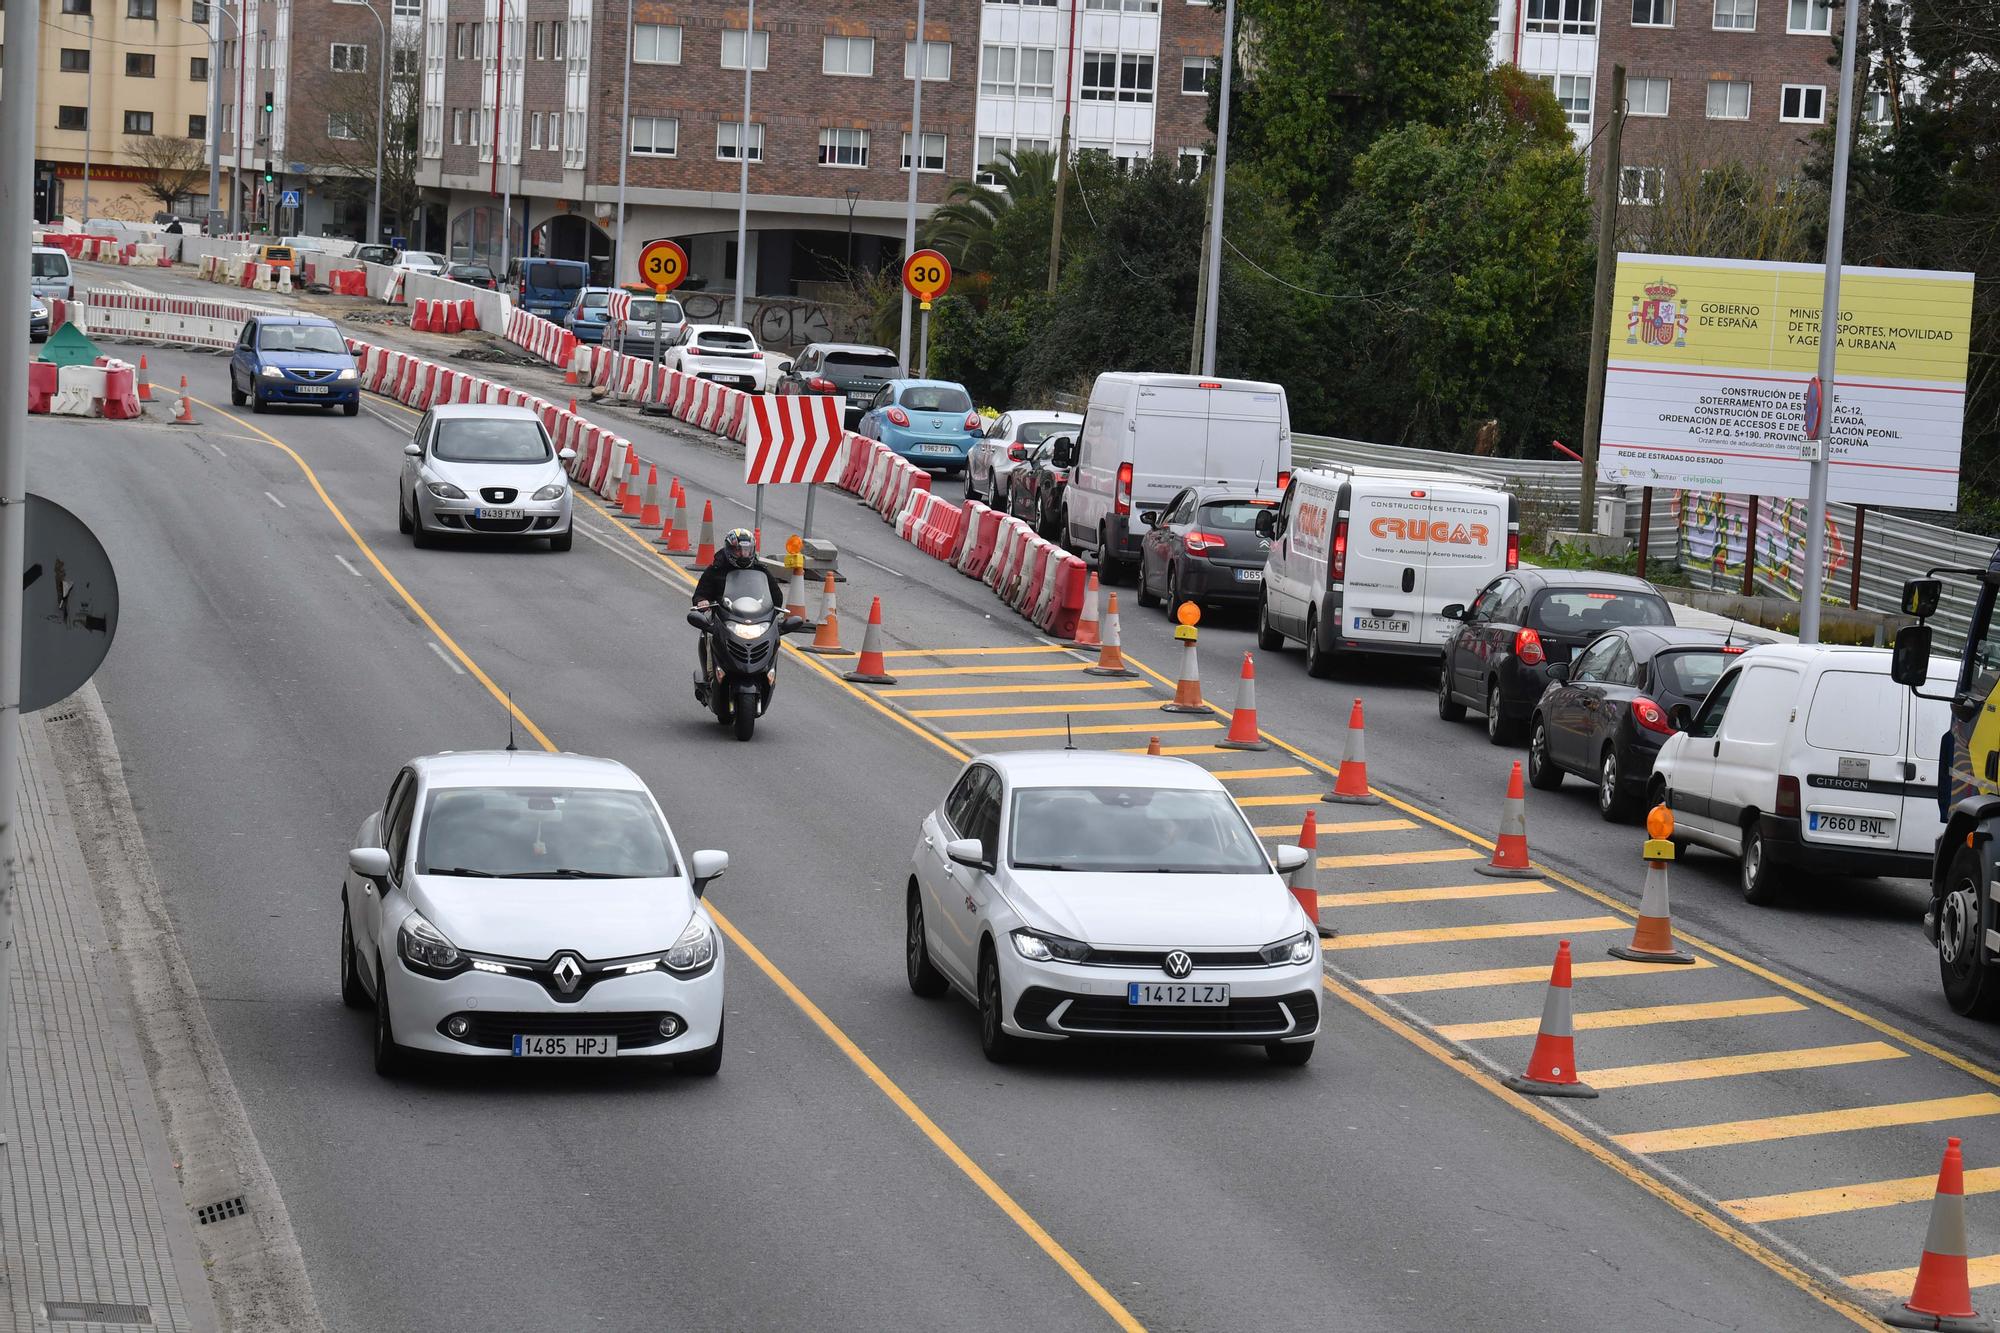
[1598,253,1974,511]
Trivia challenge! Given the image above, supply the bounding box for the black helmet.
[723,527,757,569]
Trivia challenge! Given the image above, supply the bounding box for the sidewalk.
[2,706,218,1331]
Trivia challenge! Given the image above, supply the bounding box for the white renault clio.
[906,752,1321,1065]
[341,751,729,1075]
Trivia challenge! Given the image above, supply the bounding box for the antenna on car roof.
[505,692,518,752]
[1064,714,1076,751]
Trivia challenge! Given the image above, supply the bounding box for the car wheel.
[1304,612,1334,679]
[1164,564,1184,621]
[1266,1040,1314,1067]
[339,895,367,1009]
[251,393,267,414]
[906,883,948,999]
[1939,844,2000,1018]
[397,489,413,535]
[342,400,359,417]
[1486,683,1520,745]
[1136,560,1162,609]
[977,944,1024,1064]
[1527,717,1563,790]
[1437,664,1466,721]
[1739,821,1786,906]
[548,528,573,553]
[1597,747,1637,822]
[677,1016,724,1077]
[1257,595,1284,651]
[230,383,246,407]
[410,493,435,548]
[965,470,982,504]
[371,963,406,1077]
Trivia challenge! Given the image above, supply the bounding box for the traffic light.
[262,169,273,183]
[262,90,274,114]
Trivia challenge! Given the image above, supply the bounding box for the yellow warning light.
[1647,805,1675,840]
[1176,601,1201,627]
[786,533,804,556]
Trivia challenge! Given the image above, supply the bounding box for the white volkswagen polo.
[905,752,1321,1065]
[340,751,729,1075]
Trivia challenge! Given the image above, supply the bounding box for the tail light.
[1007,443,1028,461]
[684,346,703,356]
[1184,531,1226,556]
[748,351,764,360]
[1631,696,1674,735]
[886,406,910,427]
[1776,774,1800,818]
[964,411,982,432]
[1115,462,1133,515]
[1277,471,1290,491]
[807,377,837,392]
[1514,627,1546,666]
[1505,530,1520,571]
[1331,518,1348,582]
[1721,644,1746,654]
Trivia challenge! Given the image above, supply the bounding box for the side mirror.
[686,608,712,630]
[348,846,392,880]
[1051,437,1077,469]
[689,849,728,897]
[1254,509,1276,539]
[1271,844,1310,875]
[1892,624,1933,688]
[1669,703,1694,733]
[1138,510,1160,529]
[1440,603,1466,621]
[778,360,794,375]
[781,614,809,634]
[403,441,422,457]
[1902,577,1942,620]
[557,447,577,464]
[945,838,988,870]
[1547,662,1570,682]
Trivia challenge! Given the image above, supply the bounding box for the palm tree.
[921,148,1059,275]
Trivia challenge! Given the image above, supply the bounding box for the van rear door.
[1414,484,1509,646]
[1800,668,1908,853]
[1129,383,1211,511]
[1341,486,1429,647]
[1203,387,1288,493]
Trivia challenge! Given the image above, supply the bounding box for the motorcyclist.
[693,528,785,701]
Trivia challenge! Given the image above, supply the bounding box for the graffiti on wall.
[1677,491,1849,594]
[675,292,870,352]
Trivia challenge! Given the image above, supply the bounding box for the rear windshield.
[1200,499,1279,530]
[264,248,294,261]
[825,350,900,370]
[1652,647,1737,699]
[1530,589,1672,634]
[527,262,584,289]
[259,323,347,354]
[579,291,610,309]
[697,330,756,350]
[900,384,973,413]
[453,266,494,281]
[631,299,682,322]
[432,418,552,464]
[1017,420,1075,447]
[31,252,70,277]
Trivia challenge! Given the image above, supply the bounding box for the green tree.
[920,150,1062,293]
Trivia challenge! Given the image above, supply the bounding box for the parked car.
[615,296,687,355]
[856,379,984,475]
[31,245,74,302]
[395,250,447,276]
[1651,644,1956,904]
[905,751,1318,1064]
[228,314,360,415]
[254,243,297,272]
[774,343,903,430]
[1439,571,1674,745]
[563,287,617,343]
[515,257,590,320]
[1009,440,1069,541]
[398,403,577,551]
[665,324,766,391]
[354,243,398,267]
[446,262,498,290]
[339,750,729,1074]
[1526,626,1758,821]
[967,411,1083,510]
[29,295,49,343]
[1137,488,1279,617]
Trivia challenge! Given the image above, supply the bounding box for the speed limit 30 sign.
[638,238,689,295]
[902,249,953,309]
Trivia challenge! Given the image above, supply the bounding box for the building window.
[127,52,156,75]
[1081,52,1155,103]
[1178,146,1206,174]
[630,115,677,156]
[1085,0,1158,8]
[221,103,232,133]
[1631,0,1672,24]
[1787,0,1829,31]
[393,46,418,75]
[59,48,90,72]
[634,24,681,65]
[327,112,359,140]
[904,40,951,81]
[192,0,209,21]
[823,35,873,76]
[974,134,1051,184]
[901,131,945,171]
[818,126,869,168]
[190,55,209,80]
[1705,78,1751,118]
[188,113,206,137]
[721,28,768,71]
[1780,83,1825,121]
[533,21,547,59]
[716,121,763,162]
[549,114,561,152]
[124,110,155,134]
[392,0,418,16]
[1181,56,1216,95]
[452,108,465,144]
[1713,0,1755,28]
[61,0,91,13]
[58,106,88,130]
[1547,73,1592,124]
[454,24,467,59]
[990,0,1057,5]
[331,43,367,72]
[981,45,1054,96]
[1619,165,1662,205]
[529,111,542,149]
[1627,76,1670,115]
[1525,0,1597,34]
[127,0,156,18]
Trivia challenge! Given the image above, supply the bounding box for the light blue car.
[562,287,616,344]
[856,378,983,475]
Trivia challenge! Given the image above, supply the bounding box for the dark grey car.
[775,343,903,429]
[1136,488,1279,617]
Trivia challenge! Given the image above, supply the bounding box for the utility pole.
[359,0,387,244]
[1046,0,1080,294]
[1188,193,1211,374]
[732,0,754,326]
[82,13,96,225]
[1197,0,1236,376]
[202,8,224,229]
[896,0,927,371]
[611,0,634,287]
[1578,64,1627,534]
[1798,0,1863,644]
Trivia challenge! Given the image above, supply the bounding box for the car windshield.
[698,330,756,350]
[417,786,678,879]
[406,252,444,267]
[1008,786,1269,874]
[825,350,900,371]
[433,418,552,463]
[1653,647,1739,698]
[1199,499,1278,530]
[31,253,69,277]
[900,384,973,413]
[580,291,611,309]
[631,300,682,322]
[1017,421,1076,447]
[259,324,347,354]
[1530,589,1672,634]
[528,262,584,289]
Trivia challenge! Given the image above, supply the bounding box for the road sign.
[637,239,689,295]
[1803,374,1823,440]
[21,495,118,713]
[279,189,301,209]
[902,249,952,309]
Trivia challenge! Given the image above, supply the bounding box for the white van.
[1255,463,1517,676]
[1060,373,1290,580]
[1650,643,1956,904]
[30,246,73,302]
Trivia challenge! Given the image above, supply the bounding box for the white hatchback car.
[341,751,730,1075]
[966,410,1083,511]
[906,752,1320,1065]
[668,323,767,392]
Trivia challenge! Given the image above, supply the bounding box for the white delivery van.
[30,246,73,302]
[1254,463,1517,676]
[1651,643,1956,904]
[1059,373,1290,580]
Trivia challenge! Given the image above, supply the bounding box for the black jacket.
[694,558,783,607]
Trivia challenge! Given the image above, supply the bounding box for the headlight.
[425,480,467,499]
[1259,931,1316,966]
[336,367,359,382]
[1010,928,1090,963]
[727,620,766,641]
[531,483,565,501]
[260,365,285,379]
[663,916,717,976]
[398,910,464,976]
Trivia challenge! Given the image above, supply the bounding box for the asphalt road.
[25,336,1864,1331]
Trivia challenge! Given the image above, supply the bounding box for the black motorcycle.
[687,569,807,741]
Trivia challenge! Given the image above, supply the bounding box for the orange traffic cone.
[1884,1138,1990,1331]
[1610,805,1696,965]
[637,466,662,528]
[1070,572,1102,646]
[1324,699,1383,805]
[565,357,580,386]
[664,482,690,551]
[1145,735,1162,755]
[785,563,810,622]
[690,500,716,564]
[173,375,195,423]
[1084,593,1138,678]
[1291,810,1334,939]
[1216,652,1270,750]
[803,574,846,655]
[843,598,897,684]
[620,450,644,517]
[569,397,579,416]
[1501,941,1598,1099]
[136,354,153,402]
[1162,608,1213,715]
[1478,761,1537,879]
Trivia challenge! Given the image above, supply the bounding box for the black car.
[1010,440,1068,541]
[1526,626,1754,820]
[775,343,903,430]
[446,263,498,290]
[1136,487,1278,616]
[1438,570,1674,745]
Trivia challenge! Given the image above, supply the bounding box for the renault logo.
[551,953,583,994]
[1162,951,1193,979]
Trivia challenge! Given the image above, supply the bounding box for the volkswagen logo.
[1162,950,1194,979]
[550,952,584,995]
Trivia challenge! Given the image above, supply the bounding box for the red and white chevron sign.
[743,394,847,485]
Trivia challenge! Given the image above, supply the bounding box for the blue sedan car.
[229,315,360,415]
[857,379,983,475]
[562,287,617,344]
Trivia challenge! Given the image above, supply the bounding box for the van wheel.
[1304,613,1335,679]
[1527,717,1563,790]
[1939,844,2000,1018]
[1437,666,1466,721]
[1257,596,1284,652]
[1739,820,1786,906]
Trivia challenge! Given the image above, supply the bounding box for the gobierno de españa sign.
[1598,253,1974,511]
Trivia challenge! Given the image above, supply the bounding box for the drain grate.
[46,1301,153,1325]
[44,708,79,724]
[193,1194,246,1226]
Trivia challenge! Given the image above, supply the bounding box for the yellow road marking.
[1616,1093,2000,1156]
[1117,744,1226,755]
[1253,817,1414,837]
[1725,1165,2000,1224]
[1323,915,1626,951]
[911,700,1168,718]
[889,662,1092,677]
[879,645,1075,657]
[1846,1254,2000,1296]
[1320,881,1553,908]
[1318,847,1483,870]
[1585,1041,1909,1092]
[1234,793,1328,807]
[1359,957,1717,994]
[1212,766,1311,781]
[1441,995,1804,1041]
[945,719,1217,741]
[881,680,1151,698]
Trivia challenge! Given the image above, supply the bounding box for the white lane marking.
[364,405,410,432]
[264,491,287,509]
[334,554,364,578]
[846,549,907,578]
[427,641,467,674]
[576,519,683,589]
[207,441,229,458]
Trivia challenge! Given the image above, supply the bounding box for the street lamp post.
[355,0,388,244]
[611,0,634,286]
[896,0,927,373]
[1197,0,1236,377]
[81,14,94,225]
[184,6,235,231]
[731,0,753,326]
[844,186,859,272]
